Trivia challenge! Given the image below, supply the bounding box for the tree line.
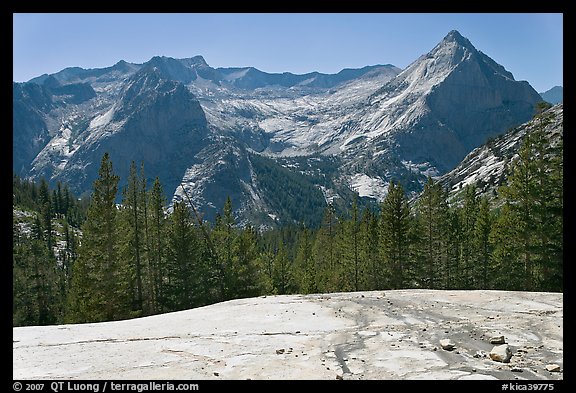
[12,109,562,326]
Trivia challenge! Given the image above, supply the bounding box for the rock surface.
[490,335,506,344]
[545,364,561,373]
[13,290,563,380]
[490,344,513,363]
[439,339,456,351]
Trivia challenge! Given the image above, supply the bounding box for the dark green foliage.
[13,174,86,326]
[379,182,411,289]
[13,239,61,326]
[161,201,203,310]
[249,153,326,227]
[413,177,450,288]
[66,152,131,323]
[14,130,562,326]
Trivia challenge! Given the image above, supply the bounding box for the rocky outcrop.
[438,104,563,202]
[12,82,52,173]
[490,344,512,363]
[13,290,563,380]
[30,68,210,198]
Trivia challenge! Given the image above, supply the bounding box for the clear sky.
[13,13,563,93]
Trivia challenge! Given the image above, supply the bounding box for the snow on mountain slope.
[13,30,543,227]
[439,104,563,200]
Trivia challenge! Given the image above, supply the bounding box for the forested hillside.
[13,107,562,326]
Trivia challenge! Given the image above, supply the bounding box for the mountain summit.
[13,31,543,227]
[339,29,542,175]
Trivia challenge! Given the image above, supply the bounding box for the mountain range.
[539,86,563,104]
[13,30,545,227]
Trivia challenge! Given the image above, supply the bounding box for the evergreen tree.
[13,238,61,326]
[147,177,166,313]
[444,208,462,289]
[360,207,381,290]
[379,181,411,289]
[458,185,479,288]
[312,204,339,292]
[66,152,130,323]
[271,241,295,295]
[497,110,563,291]
[162,201,201,310]
[230,225,263,298]
[119,161,146,314]
[339,198,365,291]
[295,224,316,294]
[414,177,449,289]
[473,197,493,288]
[212,196,235,300]
[489,203,524,289]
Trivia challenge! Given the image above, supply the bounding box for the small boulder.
[489,344,512,363]
[473,350,487,358]
[439,339,456,351]
[545,364,561,372]
[276,348,285,355]
[490,335,506,344]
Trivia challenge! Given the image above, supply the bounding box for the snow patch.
[349,174,389,202]
[89,106,115,129]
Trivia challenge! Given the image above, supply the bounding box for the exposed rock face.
[13,290,563,380]
[490,344,513,363]
[12,82,52,174]
[29,68,210,199]
[13,30,544,226]
[439,104,563,202]
[360,30,542,173]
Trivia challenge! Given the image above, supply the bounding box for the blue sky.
[13,13,563,92]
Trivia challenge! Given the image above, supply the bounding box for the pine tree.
[489,203,524,289]
[162,201,201,310]
[13,239,61,326]
[473,197,493,288]
[497,109,563,291]
[295,224,316,294]
[312,204,339,292]
[147,177,166,313]
[414,177,449,289]
[361,207,381,290]
[66,152,130,323]
[212,196,235,300]
[230,225,263,298]
[459,185,478,288]
[349,198,363,291]
[119,161,145,314]
[380,181,411,289]
[444,208,462,289]
[271,241,294,295]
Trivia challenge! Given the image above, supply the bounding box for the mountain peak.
[441,30,475,49]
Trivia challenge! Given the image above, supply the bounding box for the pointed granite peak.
[441,30,475,49]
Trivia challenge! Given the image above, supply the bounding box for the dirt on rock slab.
[13,289,563,380]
